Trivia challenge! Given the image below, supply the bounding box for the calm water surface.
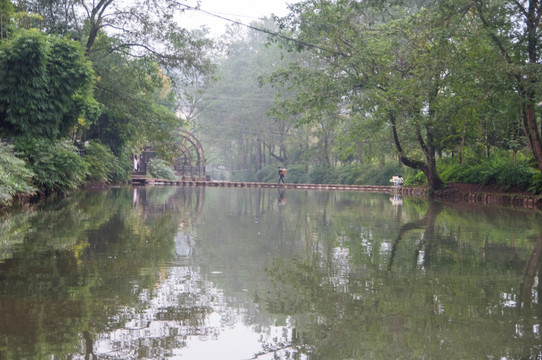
[0,186,541,359]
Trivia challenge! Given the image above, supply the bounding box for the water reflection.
[0,187,541,359]
[389,194,403,206]
[278,189,287,206]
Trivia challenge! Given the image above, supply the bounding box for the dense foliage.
[0,141,36,205]
[0,0,215,205]
[2,0,542,205]
[149,158,179,180]
[84,140,128,183]
[15,137,88,194]
[0,29,96,139]
[197,0,542,195]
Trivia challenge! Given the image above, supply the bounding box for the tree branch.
[389,113,427,172]
[264,141,287,163]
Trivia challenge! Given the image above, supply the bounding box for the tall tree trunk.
[524,102,542,172]
[84,0,114,55]
[390,114,444,194]
[524,0,542,172]
[459,124,466,165]
[474,0,542,173]
[419,125,445,193]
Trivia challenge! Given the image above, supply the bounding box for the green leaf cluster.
[255,165,280,183]
[0,29,96,139]
[149,158,178,180]
[528,173,542,194]
[439,155,538,190]
[355,163,405,186]
[0,141,36,205]
[84,140,126,183]
[15,137,88,194]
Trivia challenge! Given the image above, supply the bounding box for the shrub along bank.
[245,154,541,195]
[2,140,541,208]
[0,138,131,207]
[229,153,542,197]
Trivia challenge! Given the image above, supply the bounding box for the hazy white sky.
[179,0,292,37]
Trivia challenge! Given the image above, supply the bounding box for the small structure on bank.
[135,129,206,180]
[172,129,206,180]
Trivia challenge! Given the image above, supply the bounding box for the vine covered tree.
[0,29,97,140]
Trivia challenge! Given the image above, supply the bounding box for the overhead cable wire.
[175,2,347,57]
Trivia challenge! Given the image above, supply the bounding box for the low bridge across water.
[131,175,424,196]
[129,177,542,209]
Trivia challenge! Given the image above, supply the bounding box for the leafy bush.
[438,155,536,190]
[285,164,309,184]
[496,162,535,190]
[404,171,427,186]
[458,162,497,185]
[438,163,463,183]
[335,164,362,184]
[0,142,36,205]
[110,150,134,183]
[15,138,88,194]
[528,172,542,195]
[255,165,278,183]
[308,166,337,184]
[356,163,404,185]
[149,158,178,180]
[84,140,120,183]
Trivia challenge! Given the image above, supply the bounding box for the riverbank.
[432,183,542,210]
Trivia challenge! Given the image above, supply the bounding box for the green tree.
[270,0,516,192]
[86,48,180,157]
[0,29,97,140]
[21,0,216,170]
[0,0,14,41]
[21,0,212,68]
[270,1,437,185]
[267,57,346,168]
[470,0,542,174]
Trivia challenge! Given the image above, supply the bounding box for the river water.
[0,186,540,360]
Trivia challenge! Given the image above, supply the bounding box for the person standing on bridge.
[278,167,286,184]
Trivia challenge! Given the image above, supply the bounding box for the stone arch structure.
[137,129,206,180]
[172,129,206,180]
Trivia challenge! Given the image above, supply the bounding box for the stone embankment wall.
[433,187,542,210]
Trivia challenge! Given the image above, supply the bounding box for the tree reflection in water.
[0,187,540,359]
